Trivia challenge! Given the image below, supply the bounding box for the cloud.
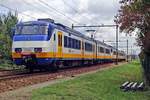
[0,0,140,54]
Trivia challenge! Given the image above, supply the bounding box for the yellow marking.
[12,52,22,58]
[36,52,53,58]
[12,52,115,59]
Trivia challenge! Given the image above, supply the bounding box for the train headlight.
[15,48,22,53]
[34,48,42,53]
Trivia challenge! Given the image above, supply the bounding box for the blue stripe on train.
[13,58,55,65]
[13,34,49,41]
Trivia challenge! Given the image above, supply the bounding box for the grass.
[32,61,150,100]
[0,59,23,70]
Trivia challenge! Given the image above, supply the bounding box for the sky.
[0,0,140,55]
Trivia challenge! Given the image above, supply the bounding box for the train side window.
[79,41,81,49]
[54,34,55,41]
[68,37,71,48]
[75,39,77,49]
[77,40,79,49]
[106,49,110,54]
[71,38,74,48]
[76,40,79,49]
[64,36,68,47]
[113,51,116,55]
[82,41,84,50]
[72,39,75,49]
[93,45,95,52]
[85,42,92,52]
[69,33,71,36]
[100,47,104,53]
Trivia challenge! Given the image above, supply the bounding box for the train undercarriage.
[19,55,125,72]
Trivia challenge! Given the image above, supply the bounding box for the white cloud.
[0,0,140,54]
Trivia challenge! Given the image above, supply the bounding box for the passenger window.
[54,34,55,41]
[64,36,68,47]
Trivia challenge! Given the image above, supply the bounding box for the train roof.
[17,21,49,26]
[17,19,122,51]
[54,23,95,42]
[95,40,113,48]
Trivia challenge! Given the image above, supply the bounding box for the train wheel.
[51,66,58,72]
[49,63,58,72]
[25,64,34,73]
[29,67,34,73]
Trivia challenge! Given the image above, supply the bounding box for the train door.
[81,40,84,59]
[57,31,63,58]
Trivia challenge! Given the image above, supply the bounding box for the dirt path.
[0,63,126,100]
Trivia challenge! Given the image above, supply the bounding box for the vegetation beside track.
[0,60,15,70]
[32,61,150,100]
[0,12,18,70]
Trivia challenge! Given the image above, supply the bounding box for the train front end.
[12,20,54,71]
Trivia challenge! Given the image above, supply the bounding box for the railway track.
[0,69,28,78]
[0,71,52,81]
[0,62,123,93]
[0,63,110,81]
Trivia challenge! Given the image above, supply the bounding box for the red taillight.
[15,48,22,53]
[34,48,42,53]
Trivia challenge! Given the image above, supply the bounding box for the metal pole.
[72,24,74,29]
[116,25,118,65]
[127,39,128,62]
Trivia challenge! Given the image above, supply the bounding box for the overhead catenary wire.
[23,0,51,14]
[62,0,103,38]
[62,0,79,13]
[0,3,36,19]
[61,0,93,23]
[23,0,69,23]
[22,0,61,21]
[38,0,81,24]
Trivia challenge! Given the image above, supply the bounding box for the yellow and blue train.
[12,19,126,71]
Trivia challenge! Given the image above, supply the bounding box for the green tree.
[0,12,18,61]
[116,0,150,85]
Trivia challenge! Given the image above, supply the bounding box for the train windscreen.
[15,25,48,35]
